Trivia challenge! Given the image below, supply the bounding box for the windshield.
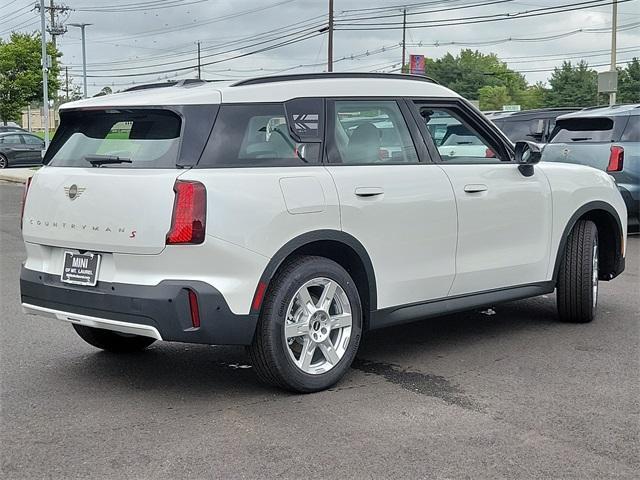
[46,109,182,168]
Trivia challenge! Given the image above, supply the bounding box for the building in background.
[20,106,58,132]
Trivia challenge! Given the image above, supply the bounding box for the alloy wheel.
[284,277,352,375]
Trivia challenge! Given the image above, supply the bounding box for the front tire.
[0,154,8,169]
[72,324,156,352]
[557,220,599,323]
[248,256,363,393]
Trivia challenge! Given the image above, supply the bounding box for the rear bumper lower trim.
[20,267,259,345]
[22,303,163,340]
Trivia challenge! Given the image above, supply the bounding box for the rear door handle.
[355,187,384,197]
[464,184,488,193]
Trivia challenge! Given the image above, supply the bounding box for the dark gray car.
[0,132,45,168]
[542,104,640,231]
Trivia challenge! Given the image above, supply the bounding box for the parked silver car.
[543,104,639,231]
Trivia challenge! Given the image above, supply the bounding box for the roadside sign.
[502,105,521,112]
[409,54,425,75]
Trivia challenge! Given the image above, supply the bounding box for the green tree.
[0,32,60,124]
[478,85,512,110]
[424,49,527,103]
[546,61,598,107]
[618,58,640,103]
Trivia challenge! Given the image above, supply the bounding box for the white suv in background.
[20,74,627,392]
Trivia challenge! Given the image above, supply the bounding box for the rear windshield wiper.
[84,155,132,166]
[570,137,592,142]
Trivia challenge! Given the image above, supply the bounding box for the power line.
[336,0,631,30]
[73,0,212,13]
[75,29,325,78]
[64,22,326,74]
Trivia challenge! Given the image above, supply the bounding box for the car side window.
[198,103,320,167]
[621,115,640,142]
[329,100,419,164]
[414,105,505,164]
[0,134,23,145]
[22,135,43,145]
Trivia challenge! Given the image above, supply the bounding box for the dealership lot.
[1,181,638,478]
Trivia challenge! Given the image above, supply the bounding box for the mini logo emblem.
[64,184,85,200]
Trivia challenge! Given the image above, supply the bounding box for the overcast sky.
[2,0,639,96]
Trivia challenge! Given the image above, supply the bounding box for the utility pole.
[609,0,618,106]
[39,1,70,48]
[65,66,69,101]
[49,0,56,48]
[69,23,91,98]
[401,8,407,73]
[39,0,49,148]
[328,0,334,72]
[197,41,201,80]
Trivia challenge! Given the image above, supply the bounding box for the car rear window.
[550,117,622,143]
[45,109,182,168]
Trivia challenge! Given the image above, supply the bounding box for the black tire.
[557,220,599,323]
[248,255,363,393]
[72,324,156,352]
[0,154,8,169]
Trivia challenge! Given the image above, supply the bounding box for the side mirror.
[514,141,542,177]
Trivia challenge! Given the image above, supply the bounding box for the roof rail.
[231,72,440,87]
[123,78,207,92]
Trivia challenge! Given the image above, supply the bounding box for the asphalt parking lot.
[1,181,638,479]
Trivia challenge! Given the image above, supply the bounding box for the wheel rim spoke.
[318,280,337,311]
[298,337,316,371]
[329,312,352,330]
[285,320,310,339]
[296,286,315,315]
[319,339,340,365]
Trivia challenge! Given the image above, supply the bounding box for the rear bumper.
[20,267,258,345]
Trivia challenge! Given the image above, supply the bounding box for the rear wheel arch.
[253,230,377,329]
[553,201,624,282]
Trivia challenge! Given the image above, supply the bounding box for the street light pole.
[197,41,201,80]
[39,0,49,148]
[609,0,618,106]
[69,23,91,98]
[401,8,407,73]
[328,0,334,72]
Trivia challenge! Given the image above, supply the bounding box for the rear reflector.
[187,289,201,328]
[251,281,268,312]
[607,146,624,172]
[167,180,206,244]
[20,176,32,230]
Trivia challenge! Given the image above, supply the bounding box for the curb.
[0,170,36,185]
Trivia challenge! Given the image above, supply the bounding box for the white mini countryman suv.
[20,74,627,392]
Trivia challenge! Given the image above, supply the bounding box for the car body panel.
[438,163,553,295]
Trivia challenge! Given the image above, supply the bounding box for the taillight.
[607,146,624,172]
[20,177,32,230]
[166,180,206,244]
